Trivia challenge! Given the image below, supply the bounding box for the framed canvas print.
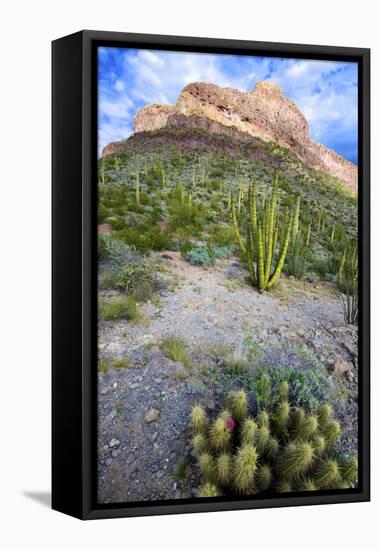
[52,30,370,519]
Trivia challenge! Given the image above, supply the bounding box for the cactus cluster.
[191,384,357,497]
[232,175,295,292]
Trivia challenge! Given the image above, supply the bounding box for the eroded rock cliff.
[103,81,357,192]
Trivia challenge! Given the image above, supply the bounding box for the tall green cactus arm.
[257,224,265,291]
[337,248,346,288]
[135,158,140,205]
[227,189,232,211]
[306,222,312,247]
[264,177,279,286]
[246,225,257,285]
[292,196,300,242]
[100,157,105,185]
[232,198,246,253]
[267,212,294,289]
[248,180,257,231]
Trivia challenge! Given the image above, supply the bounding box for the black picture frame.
[52,30,370,520]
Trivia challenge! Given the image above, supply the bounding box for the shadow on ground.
[23,491,51,508]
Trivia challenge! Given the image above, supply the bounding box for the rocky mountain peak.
[251,81,283,96]
[104,81,357,192]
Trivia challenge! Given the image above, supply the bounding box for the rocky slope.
[103,81,357,192]
[98,253,358,503]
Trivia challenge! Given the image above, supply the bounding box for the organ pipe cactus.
[287,196,310,279]
[135,158,140,205]
[100,157,105,185]
[232,175,295,292]
[191,381,358,497]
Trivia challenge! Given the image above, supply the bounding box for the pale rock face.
[105,81,357,192]
[133,104,176,133]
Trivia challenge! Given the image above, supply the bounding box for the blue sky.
[98,47,358,164]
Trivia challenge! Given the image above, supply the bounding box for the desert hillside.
[97,94,358,502]
[103,81,357,192]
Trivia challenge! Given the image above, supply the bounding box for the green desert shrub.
[98,236,139,265]
[98,204,112,224]
[98,295,138,321]
[98,266,120,289]
[115,225,172,252]
[114,261,158,301]
[185,247,215,267]
[209,224,236,247]
[211,245,234,259]
[191,383,357,497]
[107,216,125,231]
[168,199,206,235]
[98,234,110,260]
[246,360,333,412]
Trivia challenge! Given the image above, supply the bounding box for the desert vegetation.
[191,382,357,497]
[97,130,358,504]
[98,137,357,313]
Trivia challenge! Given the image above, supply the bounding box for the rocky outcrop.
[103,81,357,192]
[134,104,176,133]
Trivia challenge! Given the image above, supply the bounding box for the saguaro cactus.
[232,175,294,292]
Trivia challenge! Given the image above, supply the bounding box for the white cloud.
[139,50,165,67]
[100,94,134,119]
[99,49,357,161]
[114,80,125,91]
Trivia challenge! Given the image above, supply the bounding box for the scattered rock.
[109,438,120,448]
[144,409,160,423]
[329,356,351,378]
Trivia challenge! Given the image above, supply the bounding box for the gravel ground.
[98,253,358,504]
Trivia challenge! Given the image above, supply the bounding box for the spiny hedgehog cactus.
[192,383,358,497]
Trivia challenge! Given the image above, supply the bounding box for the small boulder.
[144,409,160,423]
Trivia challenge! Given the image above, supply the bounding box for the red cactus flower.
[226,416,235,430]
